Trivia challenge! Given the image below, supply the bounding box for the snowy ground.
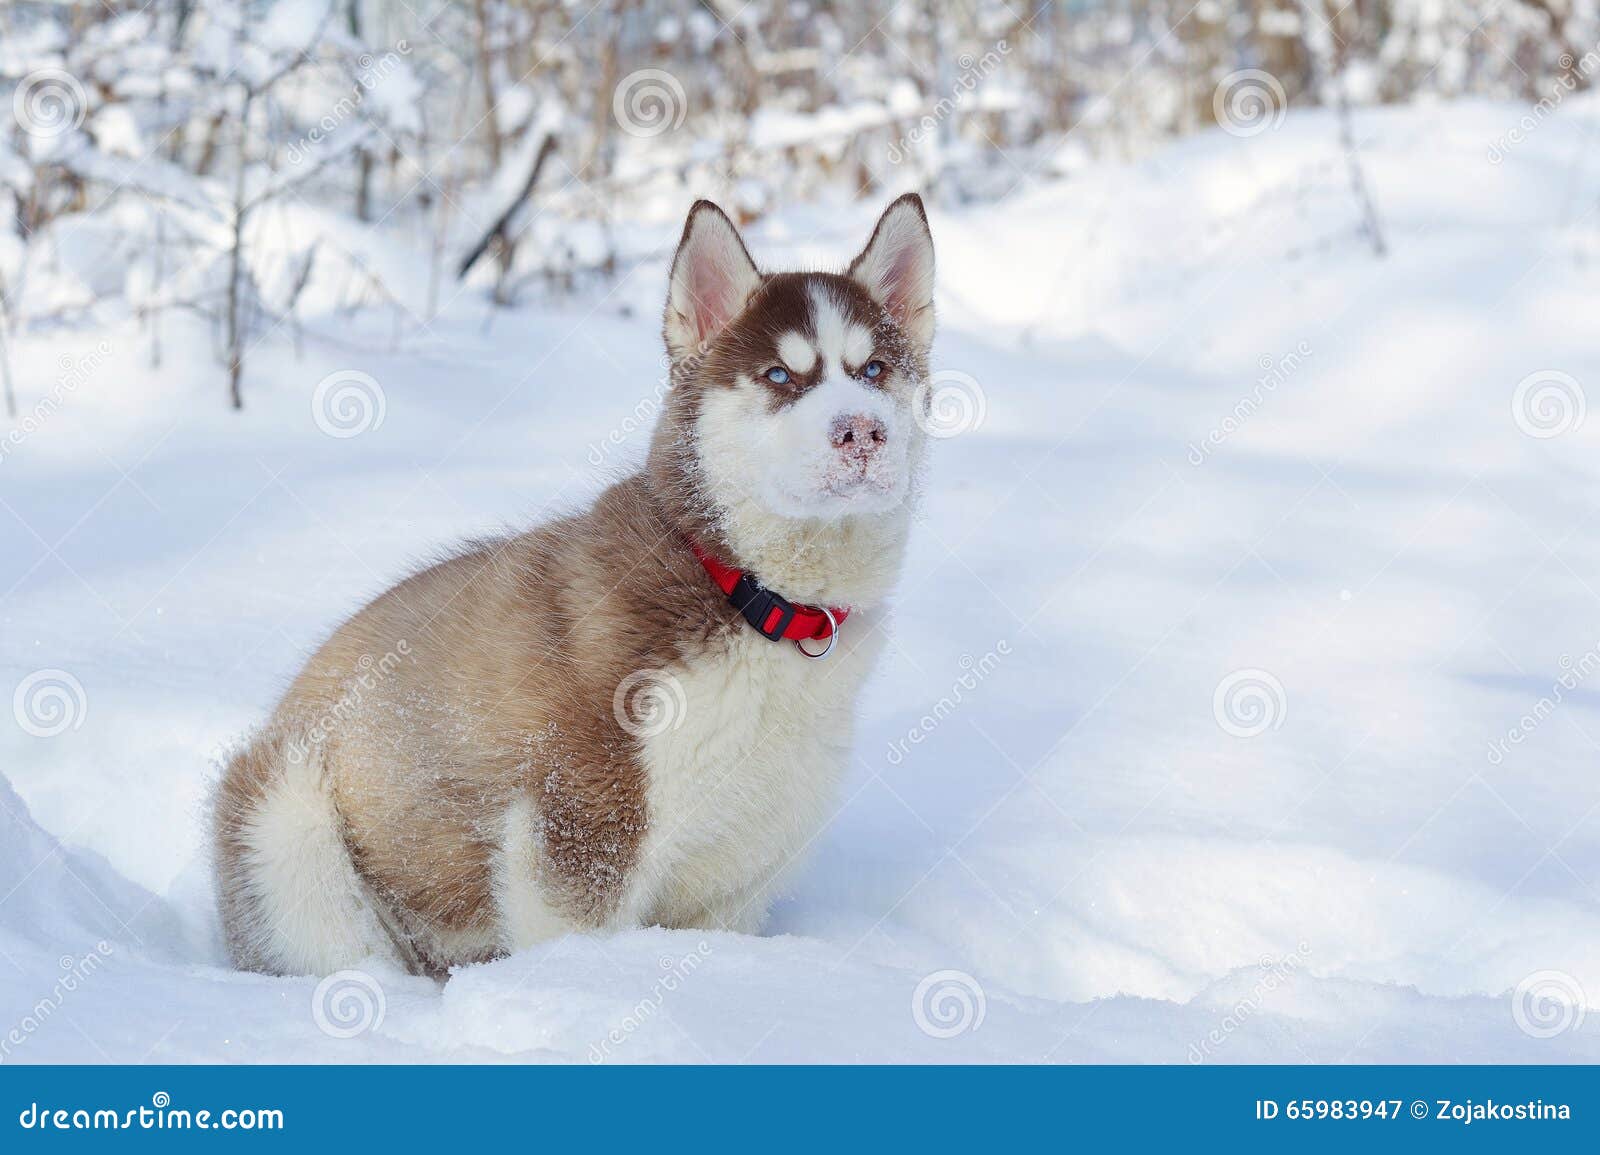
[4,98,1600,1063]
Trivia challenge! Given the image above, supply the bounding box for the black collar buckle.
[728,571,796,641]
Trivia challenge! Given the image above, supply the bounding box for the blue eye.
[863,360,885,380]
[765,366,790,385]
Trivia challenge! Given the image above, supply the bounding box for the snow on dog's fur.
[212,196,935,975]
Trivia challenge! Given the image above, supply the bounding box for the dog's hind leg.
[213,730,402,976]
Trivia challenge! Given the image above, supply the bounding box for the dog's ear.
[848,193,934,348]
[664,201,762,362]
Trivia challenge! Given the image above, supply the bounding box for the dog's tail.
[212,727,402,976]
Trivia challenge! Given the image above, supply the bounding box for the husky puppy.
[214,196,936,975]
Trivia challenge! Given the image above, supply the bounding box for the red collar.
[688,539,850,647]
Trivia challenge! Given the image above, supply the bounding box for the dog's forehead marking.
[843,324,874,366]
[807,282,874,370]
[777,331,817,373]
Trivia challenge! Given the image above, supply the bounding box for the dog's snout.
[831,413,888,457]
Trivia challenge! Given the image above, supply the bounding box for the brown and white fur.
[212,196,936,976]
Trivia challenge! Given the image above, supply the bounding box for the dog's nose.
[831,413,888,458]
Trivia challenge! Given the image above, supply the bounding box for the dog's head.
[656,196,935,535]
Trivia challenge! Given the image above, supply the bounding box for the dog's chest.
[628,621,880,921]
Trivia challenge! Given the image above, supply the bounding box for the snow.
[259,0,333,55]
[3,98,1600,1063]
